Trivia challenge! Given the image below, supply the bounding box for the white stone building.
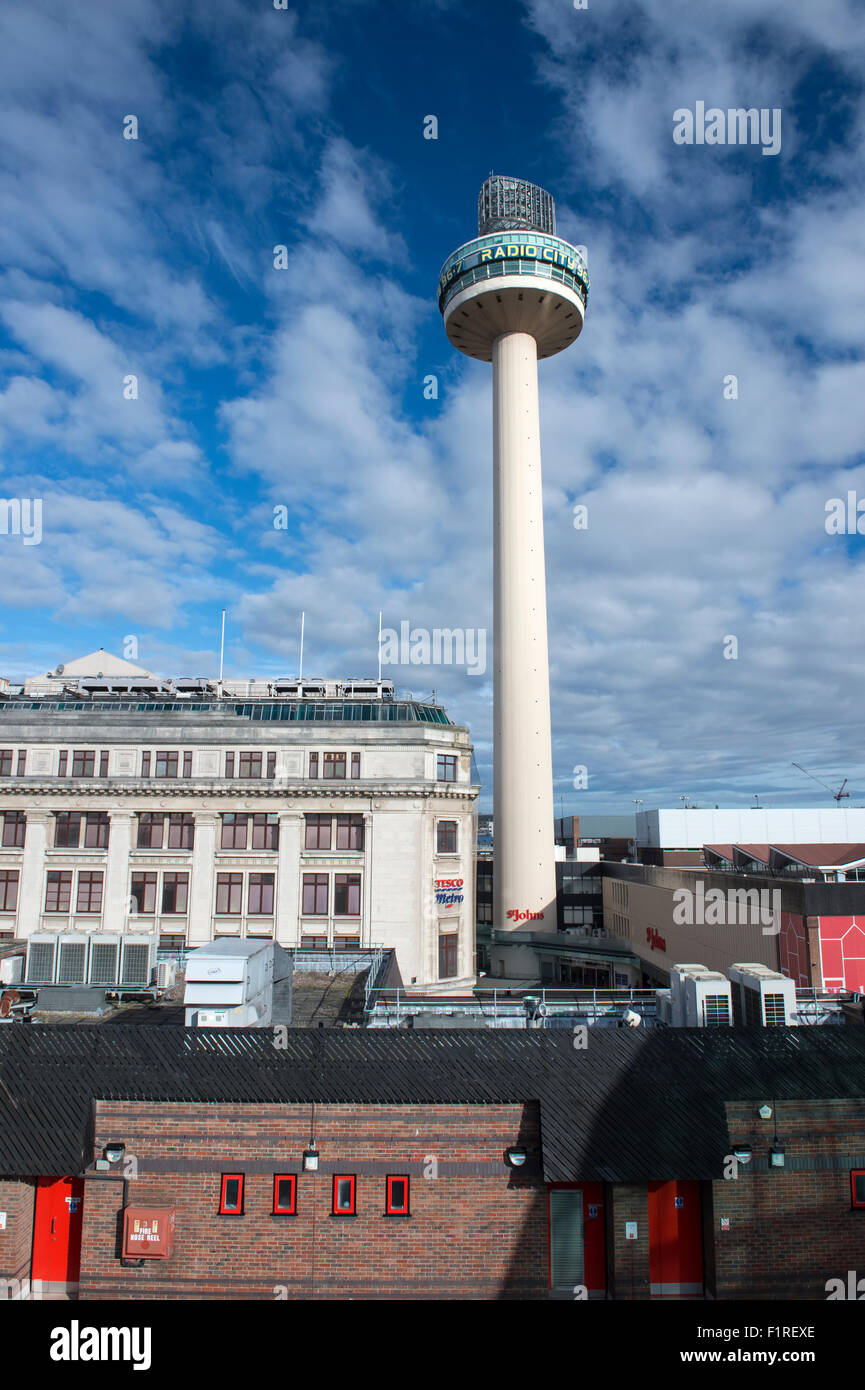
[0,652,479,991]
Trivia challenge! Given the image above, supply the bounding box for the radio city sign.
[438,237,590,301]
[435,877,463,908]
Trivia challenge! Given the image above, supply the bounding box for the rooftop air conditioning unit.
[25,934,58,985]
[119,935,158,987]
[0,954,24,986]
[668,964,732,1027]
[57,934,90,985]
[728,963,797,1027]
[157,960,177,989]
[89,935,121,986]
[656,989,673,1025]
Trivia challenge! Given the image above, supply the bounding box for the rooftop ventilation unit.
[57,935,89,985]
[25,934,57,984]
[26,932,158,987]
[120,935,158,987]
[89,935,121,985]
[668,964,733,1027]
[728,963,797,1027]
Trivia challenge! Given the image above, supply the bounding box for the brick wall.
[607,1185,650,1299]
[711,1100,865,1299]
[80,1100,547,1300]
[0,1177,35,1295]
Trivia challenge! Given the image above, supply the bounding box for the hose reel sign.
[122,1206,175,1259]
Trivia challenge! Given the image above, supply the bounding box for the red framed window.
[16,751,26,777]
[273,1175,297,1215]
[305,814,331,850]
[437,820,458,853]
[54,812,83,848]
[167,813,194,849]
[386,1175,410,1216]
[57,750,68,777]
[852,1171,865,1208]
[335,814,364,851]
[225,752,235,777]
[438,932,458,979]
[141,751,151,777]
[323,752,346,780]
[221,814,248,850]
[266,752,276,780]
[350,752,360,779]
[437,754,457,782]
[238,751,262,779]
[155,750,178,778]
[161,873,189,914]
[0,870,19,912]
[216,873,243,914]
[182,751,192,777]
[76,871,103,913]
[219,1173,244,1215]
[45,871,72,912]
[83,812,110,848]
[99,750,109,777]
[332,1174,356,1216]
[0,751,13,776]
[137,813,164,849]
[334,873,361,916]
[2,811,26,848]
[131,872,158,914]
[72,750,95,778]
[309,752,319,779]
[302,873,329,915]
[251,813,279,850]
[248,873,275,915]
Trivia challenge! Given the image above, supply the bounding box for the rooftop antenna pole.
[377,611,382,684]
[299,611,305,683]
[218,608,226,696]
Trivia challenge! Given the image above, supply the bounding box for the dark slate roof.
[0,1026,864,1183]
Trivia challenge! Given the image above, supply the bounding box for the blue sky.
[1,0,864,813]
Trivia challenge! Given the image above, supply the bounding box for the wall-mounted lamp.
[103,1143,125,1164]
[505,1147,527,1168]
[732,1145,752,1165]
[302,1144,319,1172]
[770,1141,785,1169]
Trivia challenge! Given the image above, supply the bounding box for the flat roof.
[3,1027,865,1184]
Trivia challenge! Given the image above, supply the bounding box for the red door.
[647,1180,703,1297]
[31,1178,85,1287]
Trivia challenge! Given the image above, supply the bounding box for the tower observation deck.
[438,174,589,362]
[439,176,588,967]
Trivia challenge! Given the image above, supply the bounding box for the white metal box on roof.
[728,962,798,1027]
[184,939,274,996]
[668,964,732,1027]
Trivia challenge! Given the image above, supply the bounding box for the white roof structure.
[637,807,865,849]
[26,649,158,690]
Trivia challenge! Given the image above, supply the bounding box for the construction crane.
[791,763,850,802]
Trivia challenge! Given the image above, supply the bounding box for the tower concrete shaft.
[438,176,589,943]
[492,330,556,930]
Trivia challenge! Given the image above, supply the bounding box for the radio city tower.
[438,176,589,964]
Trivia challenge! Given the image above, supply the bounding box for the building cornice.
[0,779,481,802]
